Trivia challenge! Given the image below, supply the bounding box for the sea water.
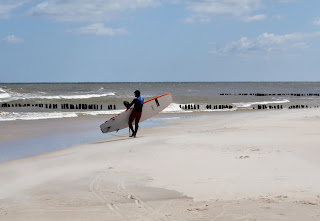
[1,82,320,121]
[0,116,180,162]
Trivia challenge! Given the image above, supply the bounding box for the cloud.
[184,14,211,24]
[187,0,261,16]
[313,18,320,26]
[27,0,160,36]
[211,32,320,56]
[68,23,127,36]
[1,34,24,44]
[241,14,266,22]
[270,0,296,2]
[177,0,264,23]
[0,1,25,19]
[29,0,160,23]
[178,0,297,23]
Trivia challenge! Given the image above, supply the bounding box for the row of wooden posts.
[180,104,200,110]
[1,103,117,110]
[254,104,319,110]
[180,104,318,110]
[220,93,320,97]
[288,105,319,109]
[1,103,319,111]
[254,105,283,110]
[180,104,233,110]
[205,105,233,110]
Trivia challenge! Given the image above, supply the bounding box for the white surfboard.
[100,93,173,133]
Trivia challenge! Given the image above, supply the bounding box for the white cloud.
[1,34,24,44]
[0,1,25,19]
[242,14,266,22]
[184,14,211,24]
[211,32,320,56]
[69,23,127,36]
[29,0,160,23]
[270,0,296,2]
[177,0,264,23]
[177,0,298,23]
[188,0,261,16]
[313,18,320,26]
[27,0,160,36]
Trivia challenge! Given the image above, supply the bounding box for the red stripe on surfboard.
[107,93,172,121]
[144,93,172,104]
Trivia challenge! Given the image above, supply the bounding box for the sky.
[1,0,320,82]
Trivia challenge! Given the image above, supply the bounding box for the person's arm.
[126,99,136,110]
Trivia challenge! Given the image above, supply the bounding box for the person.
[126,90,144,137]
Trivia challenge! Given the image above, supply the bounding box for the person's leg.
[133,112,142,137]
[129,112,135,135]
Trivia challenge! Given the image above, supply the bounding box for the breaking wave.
[233,99,290,108]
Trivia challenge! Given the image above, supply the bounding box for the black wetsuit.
[128,98,143,112]
[128,96,144,136]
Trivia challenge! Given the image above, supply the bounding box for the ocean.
[1,82,320,121]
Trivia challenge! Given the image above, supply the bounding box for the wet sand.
[1,109,320,220]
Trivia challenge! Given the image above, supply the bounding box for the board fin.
[155,98,160,107]
[103,127,111,133]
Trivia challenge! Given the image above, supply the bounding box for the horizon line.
[1,81,320,84]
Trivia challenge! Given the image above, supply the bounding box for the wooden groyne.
[1,103,117,110]
[1,102,319,111]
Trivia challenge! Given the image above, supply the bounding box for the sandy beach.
[1,109,320,220]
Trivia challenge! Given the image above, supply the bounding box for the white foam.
[0,112,78,121]
[0,91,116,102]
[0,88,11,100]
[77,110,124,116]
[203,108,237,112]
[30,92,116,100]
[233,99,290,108]
[0,93,11,99]
[58,92,115,99]
[161,103,193,113]
[0,109,124,121]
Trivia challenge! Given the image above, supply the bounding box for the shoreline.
[0,113,199,163]
[1,109,320,220]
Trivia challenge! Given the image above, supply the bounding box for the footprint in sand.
[251,148,260,152]
[0,208,7,216]
[187,205,209,212]
[296,200,318,206]
[238,156,250,159]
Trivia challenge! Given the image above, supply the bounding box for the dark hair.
[134,90,140,97]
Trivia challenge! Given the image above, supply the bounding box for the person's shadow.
[92,136,142,144]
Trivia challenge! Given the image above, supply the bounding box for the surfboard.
[100,93,173,133]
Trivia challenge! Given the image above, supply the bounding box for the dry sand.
[1,109,320,220]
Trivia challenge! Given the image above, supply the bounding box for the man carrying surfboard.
[100,93,172,134]
[126,90,144,137]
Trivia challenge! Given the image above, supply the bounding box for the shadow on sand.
[92,135,142,144]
